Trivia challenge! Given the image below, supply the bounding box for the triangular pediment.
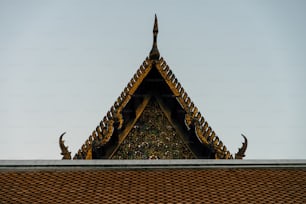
[68,16,247,160]
[111,97,195,159]
[72,58,237,160]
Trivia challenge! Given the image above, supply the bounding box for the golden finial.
[149,14,160,60]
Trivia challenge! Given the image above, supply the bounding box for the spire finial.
[149,14,160,60]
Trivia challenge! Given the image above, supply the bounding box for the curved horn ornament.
[59,132,72,160]
[235,134,248,159]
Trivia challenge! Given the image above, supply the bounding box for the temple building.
[60,15,247,160]
[1,16,305,204]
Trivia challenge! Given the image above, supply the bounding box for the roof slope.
[1,160,306,203]
[62,16,246,160]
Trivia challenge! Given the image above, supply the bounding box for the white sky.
[0,0,305,159]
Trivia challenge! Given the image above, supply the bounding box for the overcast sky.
[0,0,305,159]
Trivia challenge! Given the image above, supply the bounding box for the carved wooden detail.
[235,134,248,159]
[73,59,151,159]
[111,99,195,159]
[155,59,235,159]
[71,16,247,160]
[59,132,71,160]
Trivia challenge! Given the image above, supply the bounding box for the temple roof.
[60,16,247,160]
[1,160,306,203]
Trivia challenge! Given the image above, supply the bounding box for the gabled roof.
[1,160,306,203]
[60,16,247,160]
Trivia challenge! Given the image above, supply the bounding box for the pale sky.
[0,0,305,159]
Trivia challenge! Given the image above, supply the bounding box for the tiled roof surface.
[1,162,306,203]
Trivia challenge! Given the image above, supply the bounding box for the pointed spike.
[164,65,169,72]
[149,15,160,60]
[186,97,191,105]
[128,82,133,89]
[92,131,97,140]
[107,111,112,119]
[203,122,208,131]
[137,69,142,76]
[133,73,138,81]
[140,65,146,71]
[174,78,178,85]
[199,116,204,126]
[180,87,185,94]
[153,14,158,33]
[177,83,181,91]
[143,61,148,67]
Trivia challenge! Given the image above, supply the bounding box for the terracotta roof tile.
[1,168,306,203]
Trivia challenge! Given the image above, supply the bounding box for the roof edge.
[1,160,306,170]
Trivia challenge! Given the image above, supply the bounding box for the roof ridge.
[3,160,306,170]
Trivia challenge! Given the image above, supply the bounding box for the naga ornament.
[235,134,248,159]
[59,132,71,160]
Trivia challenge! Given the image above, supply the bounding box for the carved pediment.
[112,98,195,159]
[71,16,247,160]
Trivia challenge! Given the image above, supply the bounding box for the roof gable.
[71,57,243,159]
[59,16,247,160]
